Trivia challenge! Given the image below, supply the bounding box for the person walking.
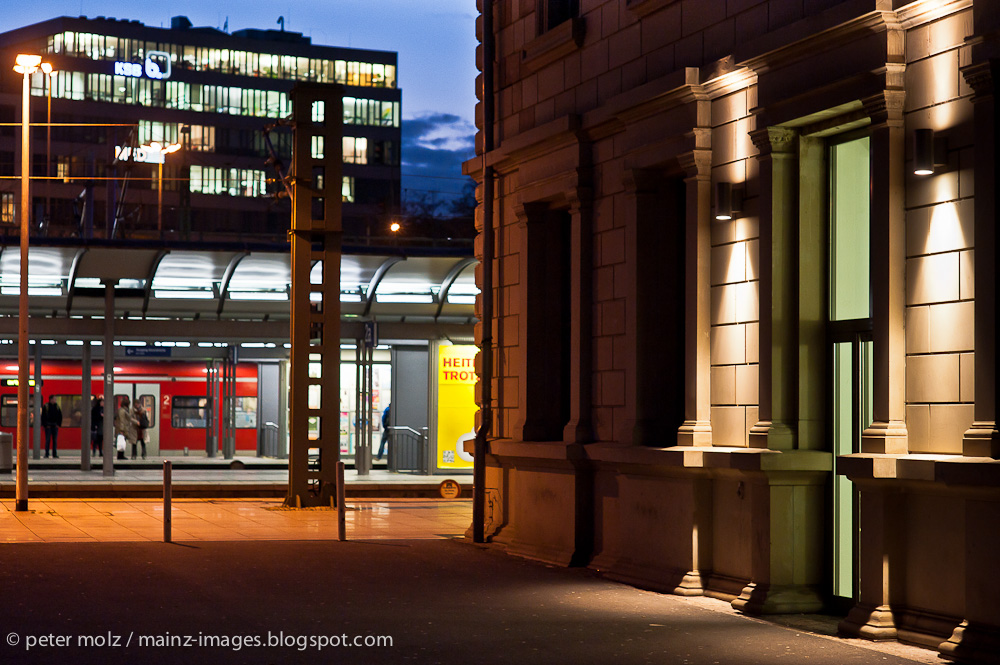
[114,396,138,461]
[90,396,104,457]
[376,403,391,461]
[42,395,62,459]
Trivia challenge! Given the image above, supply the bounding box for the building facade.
[0,15,401,242]
[467,0,1000,661]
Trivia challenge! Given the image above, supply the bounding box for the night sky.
[3,0,478,204]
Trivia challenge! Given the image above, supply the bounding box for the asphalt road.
[0,539,932,665]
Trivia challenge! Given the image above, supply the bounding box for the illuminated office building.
[0,15,401,240]
[468,0,1000,661]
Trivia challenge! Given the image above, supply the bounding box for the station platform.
[0,455,472,499]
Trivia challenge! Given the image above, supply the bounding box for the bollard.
[337,461,346,541]
[163,460,172,543]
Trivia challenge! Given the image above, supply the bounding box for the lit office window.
[43,30,397,88]
[343,176,355,203]
[342,137,368,164]
[312,100,325,123]
[311,136,325,160]
[0,193,15,225]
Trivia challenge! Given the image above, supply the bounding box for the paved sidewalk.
[0,499,939,665]
[0,498,472,542]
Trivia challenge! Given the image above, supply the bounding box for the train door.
[114,383,161,456]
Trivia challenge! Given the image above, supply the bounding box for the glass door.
[828,133,872,604]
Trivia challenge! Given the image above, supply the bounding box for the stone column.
[563,187,593,443]
[748,127,799,451]
[961,60,1000,458]
[860,91,908,454]
[676,150,712,446]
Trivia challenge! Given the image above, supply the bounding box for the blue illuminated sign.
[113,51,171,80]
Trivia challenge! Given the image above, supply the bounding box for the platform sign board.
[125,347,172,358]
[435,344,477,470]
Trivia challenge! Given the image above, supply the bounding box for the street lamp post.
[12,54,45,512]
[142,141,180,235]
[42,63,53,227]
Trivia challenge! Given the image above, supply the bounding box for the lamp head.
[40,62,53,75]
[13,54,42,74]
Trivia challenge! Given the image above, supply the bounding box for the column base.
[861,421,908,454]
[838,603,898,640]
[677,421,712,447]
[939,620,1000,664]
[673,570,707,596]
[748,420,796,449]
[962,422,1000,458]
[731,582,824,614]
[748,420,770,449]
[563,418,593,444]
[15,499,27,512]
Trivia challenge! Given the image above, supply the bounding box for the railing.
[260,421,281,458]
[387,426,429,474]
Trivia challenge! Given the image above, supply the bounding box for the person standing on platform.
[91,396,104,457]
[376,403,391,461]
[132,402,148,460]
[42,395,62,459]
[114,396,138,461]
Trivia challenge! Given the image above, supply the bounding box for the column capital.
[622,168,661,195]
[677,149,712,181]
[861,90,906,127]
[750,127,798,157]
[512,201,548,225]
[961,60,997,103]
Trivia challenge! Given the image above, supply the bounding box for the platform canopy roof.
[0,242,477,348]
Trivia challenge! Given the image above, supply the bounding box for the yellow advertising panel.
[436,344,477,469]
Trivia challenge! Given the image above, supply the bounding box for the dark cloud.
[401,112,475,210]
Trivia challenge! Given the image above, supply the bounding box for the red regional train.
[0,359,259,455]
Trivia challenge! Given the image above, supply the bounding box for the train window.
[137,394,156,428]
[0,395,34,427]
[227,396,258,428]
[52,395,84,428]
[172,396,210,428]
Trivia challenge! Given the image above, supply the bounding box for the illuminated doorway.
[827,134,873,604]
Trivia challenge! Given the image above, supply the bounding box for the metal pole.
[15,68,31,512]
[163,460,172,543]
[337,460,346,541]
[33,343,41,459]
[81,342,91,471]
[473,0,496,543]
[46,71,51,226]
[157,160,163,235]
[103,282,115,476]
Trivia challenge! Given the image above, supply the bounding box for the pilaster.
[564,185,594,443]
[676,150,712,446]
[748,127,799,451]
[860,91,908,454]
[960,60,1000,458]
[512,201,559,442]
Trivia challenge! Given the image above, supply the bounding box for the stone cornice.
[737,5,898,78]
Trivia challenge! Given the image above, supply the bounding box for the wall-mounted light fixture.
[913,128,947,176]
[715,182,742,221]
